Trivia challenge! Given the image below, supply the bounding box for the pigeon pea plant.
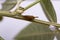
[0,0,60,40]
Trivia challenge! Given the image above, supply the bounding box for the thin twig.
[24,0,40,11]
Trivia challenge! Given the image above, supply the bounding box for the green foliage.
[40,0,57,22]
[15,23,54,40]
[15,0,58,40]
[0,0,60,40]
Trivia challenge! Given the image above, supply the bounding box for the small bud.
[16,7,24,14]
[19,7,24,10]
[16,10,24,14]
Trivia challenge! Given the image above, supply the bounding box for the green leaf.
[40,0,57,22]
[15,23,54,40]
[0,36,4,40]
[40,0,60,40]
[1,0,17,11]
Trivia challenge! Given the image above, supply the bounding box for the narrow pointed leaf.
[15,23,54,40]
[40,0,57,22]
[39,0,60,40]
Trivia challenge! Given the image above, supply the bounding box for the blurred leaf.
[56,32,60,40]
[0,36,4,40]
[15,23,54,40]
[39,0,60,40]
[40,0,57,22]
[0,0,17,21]
[1,0,17,11]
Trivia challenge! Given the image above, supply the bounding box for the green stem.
[0,11,60,27]
[24,0,40,11]
[0,11,15,16]
[33,19,60,27]
[0,0,60,28]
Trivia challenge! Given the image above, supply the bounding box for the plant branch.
[0,11,60,27]
[0,0,60,28]
[24,0,40,11]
